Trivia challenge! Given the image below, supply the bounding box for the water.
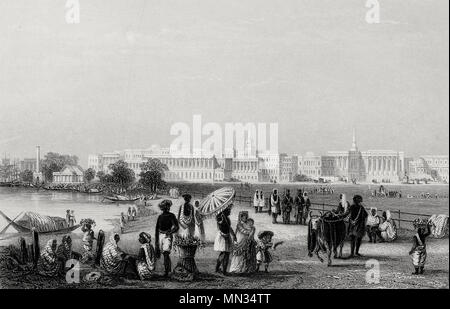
[0,187,135,236]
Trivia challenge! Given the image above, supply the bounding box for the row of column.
[366,156,398,175]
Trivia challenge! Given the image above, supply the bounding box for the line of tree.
[96,158,168,193]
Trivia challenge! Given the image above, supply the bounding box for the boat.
[102,195,139,203]
[0,210,80,234]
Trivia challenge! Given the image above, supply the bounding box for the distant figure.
[258,191,265,213]
[270,189,281,224]
[303,192,311,223]
[127,207,132,221]
[294,189,305,225]
[253,190,260,213]
[69,210,76,227]
[281,189,293,224]
[334,194,349,216]
[131,206,137,221]
[120,212,126,234]
[65,210,71,227]
[409,220,432,275]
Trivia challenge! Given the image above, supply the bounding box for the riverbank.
[0,196,448,289]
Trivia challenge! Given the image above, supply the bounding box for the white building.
[53,165,84,184]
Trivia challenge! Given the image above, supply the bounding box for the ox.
[307,211,347,266]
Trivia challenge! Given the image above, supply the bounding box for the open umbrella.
[197,187,235,218]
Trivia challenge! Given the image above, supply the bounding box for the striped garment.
[100,235,125,275]
[136,243,156,280]
[38,239,60,277]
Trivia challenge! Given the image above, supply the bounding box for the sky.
[0,0,448,166]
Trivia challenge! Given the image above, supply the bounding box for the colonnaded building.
[88,142,298,183]
[87,132,448,184]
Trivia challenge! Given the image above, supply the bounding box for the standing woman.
[253,190,260,213]
[177,194,205,240]
[229,211,256,274]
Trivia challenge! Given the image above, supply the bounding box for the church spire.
[351,128,357,151]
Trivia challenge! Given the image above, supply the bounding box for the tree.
[20,169,34,183]
[139,158,168,193]
[41,152,79,182]
[84,168,96,183]
[108,160,135,190]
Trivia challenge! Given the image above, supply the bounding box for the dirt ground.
[0,197,448,289]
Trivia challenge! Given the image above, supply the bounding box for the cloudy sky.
[0,0,448,166]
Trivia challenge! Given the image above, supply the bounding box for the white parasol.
[197,187,235,218]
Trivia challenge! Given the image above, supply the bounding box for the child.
[409,219,431,275]
[256,231,274,273]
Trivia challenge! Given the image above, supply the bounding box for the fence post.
[398,209,401,230]
[322,203,325,212]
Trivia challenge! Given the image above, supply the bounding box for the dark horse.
[307,211,347,266]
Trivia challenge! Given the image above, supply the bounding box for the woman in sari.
[229,211,257,274]
[378,210,397,242]
[177,194,205,240]
[136,232,156,280]
[100,233,137,277]
[38,239,60,277]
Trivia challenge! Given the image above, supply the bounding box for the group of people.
[119,206,138,234]
[214,208,274,276]
[65,210,76,227]
[269,189,311,225]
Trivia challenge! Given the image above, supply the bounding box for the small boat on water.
[102,195,139,203]
[0,210,80,234]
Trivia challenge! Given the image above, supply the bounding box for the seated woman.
[38,239,60,277]
[136,232,156,280]
[378,210,397,242]
[100,233,137,278]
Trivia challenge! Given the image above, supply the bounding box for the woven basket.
[177,245,197,258]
